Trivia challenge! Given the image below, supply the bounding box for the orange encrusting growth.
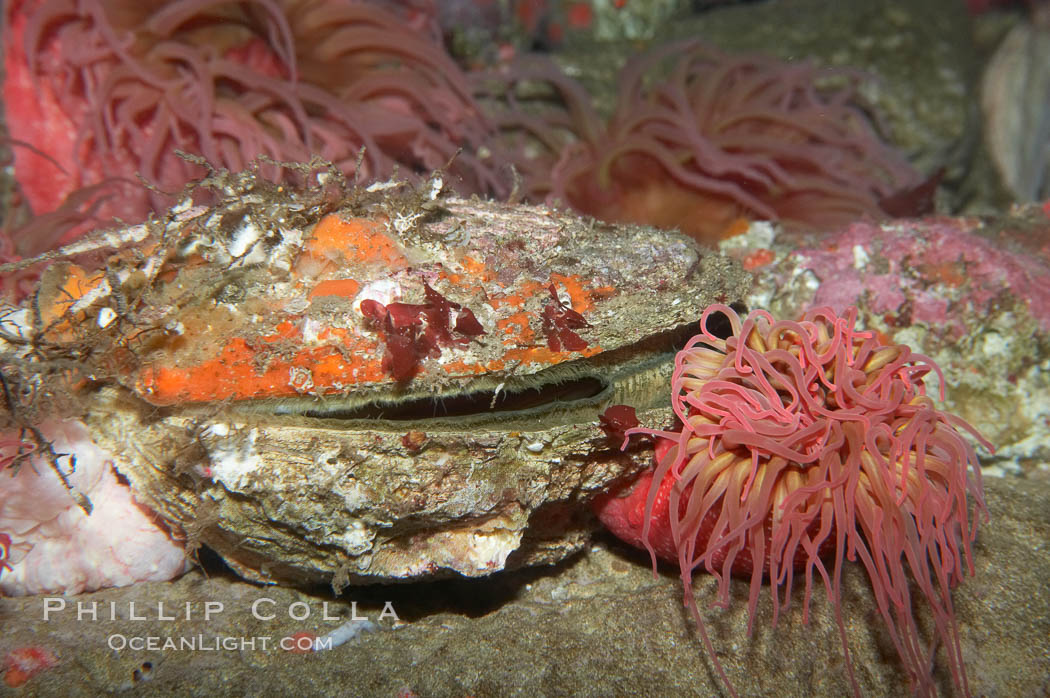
[496,312,535,345]
[308,278,361,299]
[458,255,492,281]
[503,345,602,363]
[50,266,104,315]
[487,280,547,309]
[548,273,595,313]
[300,215,407,270]
[266,320,298,341]
[440,358,507,375]
[120,214,618,405]
[741,248,775,271]
[487,274,605,312]
[442,255,494,291]
[37,264,106,338]
[919,261,967,288]
[137,311,605,404]
[137,335,386,405]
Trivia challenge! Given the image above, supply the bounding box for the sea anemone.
[2,0,503,253]
[488,42,923,244]
[595,304,991,697]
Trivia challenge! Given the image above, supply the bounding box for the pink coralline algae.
[796,217,1050,337]
[595,304,990,698]
[0,420,188,596]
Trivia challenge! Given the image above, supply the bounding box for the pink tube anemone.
[489,42,923,244]
[595,304,991,697]
[2,0,504,254]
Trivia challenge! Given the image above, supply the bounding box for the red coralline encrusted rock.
[719,205,1050,477]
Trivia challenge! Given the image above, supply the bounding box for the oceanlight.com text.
[107,634,329,652]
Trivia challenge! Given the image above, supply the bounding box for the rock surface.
[556,0,1011,215]
[0,476,1044,696]
[722,206,1050,482]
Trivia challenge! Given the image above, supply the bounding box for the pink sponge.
[0,420,188,596]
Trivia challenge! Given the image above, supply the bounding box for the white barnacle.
[96,307,117,329]
[202,425,262,491]
[340,520,374,556]
[427,175,443,200]
[852,244,870,270]
[365,179,403,192]
[288,366,314,393]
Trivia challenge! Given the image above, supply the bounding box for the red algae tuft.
[540,284,591,352]
[595,304,991,697]
[360,282,487,382]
